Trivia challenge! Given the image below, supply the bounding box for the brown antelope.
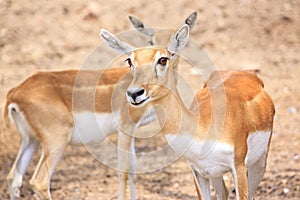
[3,14,197,200]
[100,25,275,199]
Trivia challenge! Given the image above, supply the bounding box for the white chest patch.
[71,112,118,145]
[245,130,272,166]
[137,106,157,126]
[165,134,234,178]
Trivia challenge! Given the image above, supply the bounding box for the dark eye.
[125,58,133,68]
[157,57,168,66]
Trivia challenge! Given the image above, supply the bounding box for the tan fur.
[189,70,275,142]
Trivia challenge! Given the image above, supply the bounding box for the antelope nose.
[127,88,145,101]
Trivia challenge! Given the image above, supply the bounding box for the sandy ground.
[0,0,299,199]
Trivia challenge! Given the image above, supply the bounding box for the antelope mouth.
[131,96,150,106]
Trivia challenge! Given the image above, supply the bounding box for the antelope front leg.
[193,177,202,200]
[232,162,248,200]
[190,165,211,200]
[128,137,136,200]
[118,131,136,200]
[210,177,228,200]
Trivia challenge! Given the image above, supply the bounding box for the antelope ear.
[184,11,197,30]
[167,24,189,54]
[128,15,155,37]
[100,29,134,54]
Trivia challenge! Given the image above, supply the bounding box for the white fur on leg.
[247,152,267,200]
[129,137,136,200]
[8,103,38,199]
[10,171,22,199]
[191,165,211,200]
[211,177,228,200]
[118,132,134,200]
[246,131,271,199]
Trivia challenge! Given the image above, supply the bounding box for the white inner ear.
[167,25,189,54]
[100,29,134,54]
[129,15,154,37]
[154,52,168,77]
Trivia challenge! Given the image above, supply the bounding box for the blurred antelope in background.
[128,11,197,46]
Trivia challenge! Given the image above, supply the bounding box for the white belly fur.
[71,112,118,145]
[165,134,234,178]
[166,130,271,178]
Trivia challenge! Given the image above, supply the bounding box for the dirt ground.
[0,0,299,199]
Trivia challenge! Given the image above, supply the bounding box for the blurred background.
[0,0,299,199]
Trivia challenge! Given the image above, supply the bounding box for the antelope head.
[100,25,190,106]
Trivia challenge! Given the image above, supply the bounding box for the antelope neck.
[154,87,198,137]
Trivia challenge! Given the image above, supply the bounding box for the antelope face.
[100,24,190,107]
[125,47,174,106]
